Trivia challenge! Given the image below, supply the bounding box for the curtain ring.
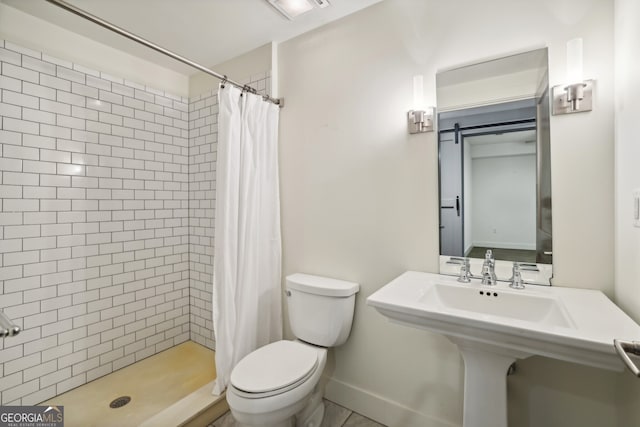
[220,75,227,88]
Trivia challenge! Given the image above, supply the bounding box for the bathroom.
[1,0,640,426]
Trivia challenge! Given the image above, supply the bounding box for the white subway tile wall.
[187,90,216,350]
[0,40,192,405]
[188,73,271,349]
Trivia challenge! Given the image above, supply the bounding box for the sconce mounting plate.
[408,107,435,134]
[552,79,594,115]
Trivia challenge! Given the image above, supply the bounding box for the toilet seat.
[230,340,319,399]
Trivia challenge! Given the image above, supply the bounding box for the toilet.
[226,273,359,427]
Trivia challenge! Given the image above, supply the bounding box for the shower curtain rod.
[44,0,283,107]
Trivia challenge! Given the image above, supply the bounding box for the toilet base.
[295,388,324,427]
[236,420,294,427]
[234,389,325,427]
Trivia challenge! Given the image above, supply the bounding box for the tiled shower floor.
[40,341,219,426]
[209,399,387,427]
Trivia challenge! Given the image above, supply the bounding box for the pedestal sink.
[367,272,640,427]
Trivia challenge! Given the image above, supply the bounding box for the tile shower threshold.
[141,380,227,427]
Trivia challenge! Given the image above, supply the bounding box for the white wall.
[614,0,640,323]
[0,3,189,97]
[614,0,640,424]
[548,0,615,292]
[279,0,617,426]
[189,43,272,98]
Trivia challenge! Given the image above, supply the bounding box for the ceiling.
[1,0,382,76]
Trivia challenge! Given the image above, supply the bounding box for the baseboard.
[472,241,536,250]
[324,377,460,427]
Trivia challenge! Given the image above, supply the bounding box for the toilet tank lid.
[286,273,359,297]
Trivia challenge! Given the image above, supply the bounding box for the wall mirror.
[436,48,552,284]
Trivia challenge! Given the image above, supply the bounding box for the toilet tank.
[286,273,359,347]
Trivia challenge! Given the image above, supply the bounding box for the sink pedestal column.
[451,338,531,427]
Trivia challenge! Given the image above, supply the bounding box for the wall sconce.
[408,75,435,134]
[552,38,594,115]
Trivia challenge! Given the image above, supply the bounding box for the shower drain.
[109,396,131,408]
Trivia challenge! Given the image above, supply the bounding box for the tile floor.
[209,399,387,427]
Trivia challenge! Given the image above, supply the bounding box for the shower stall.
[0,1,276,424]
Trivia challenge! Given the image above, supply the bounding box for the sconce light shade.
[566,38,583,83]
[552,37,593,115]
[413,75,425,110]
[408,74,435,134]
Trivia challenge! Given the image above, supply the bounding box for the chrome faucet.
[481,249,497,286]
[509,263,525,289]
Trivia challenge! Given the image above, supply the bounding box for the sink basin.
[367,271,640,427]
[368,271,640,369]
[421,283,575,328]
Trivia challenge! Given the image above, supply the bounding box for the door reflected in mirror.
[442,129,537,263]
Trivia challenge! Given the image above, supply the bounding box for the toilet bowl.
[227,340,327,427]
[226,273,359,427]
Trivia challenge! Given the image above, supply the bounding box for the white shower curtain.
[212,85,282,395]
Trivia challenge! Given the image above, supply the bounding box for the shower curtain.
[211,84,282,395]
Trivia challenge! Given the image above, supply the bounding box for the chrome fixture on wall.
[408,108,435,133]
[0,310,20,338]
[408,75,435,133]
[552,38,594,115]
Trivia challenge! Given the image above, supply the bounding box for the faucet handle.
[457,258,472,283]
[510,263,525,289]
